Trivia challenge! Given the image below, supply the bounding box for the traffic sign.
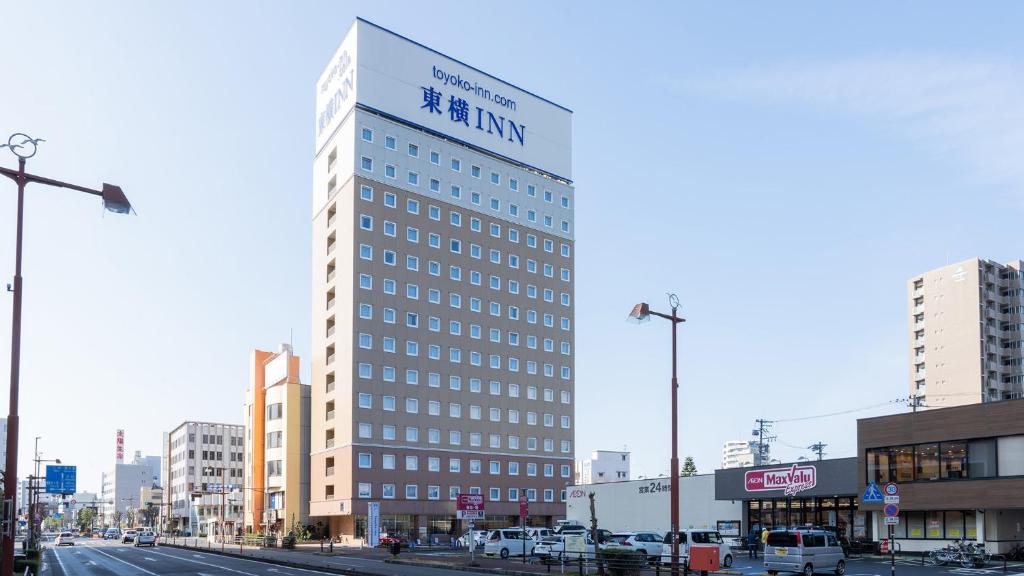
[862,482,884,503]
[884,495,900,504]
[519,495,529,518]
[45,465,77,495]
[457,493,486,520]
[883,516,900,525]
[883,503,899,517]
[883,482,899,496]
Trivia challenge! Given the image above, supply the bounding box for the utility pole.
[753,419,775,465]
[908,394,924,413]
[808,442,827,461]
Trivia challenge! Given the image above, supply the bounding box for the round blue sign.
[884,503,899,516]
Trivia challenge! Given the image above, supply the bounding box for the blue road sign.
[45,465,77,495]
[863,482,884,503]
[883,503,900,517]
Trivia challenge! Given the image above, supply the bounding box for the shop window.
[965,511,978,539]
[926,511,944,538]
[941,442,968,479]
[968,439,996,478]
[892,445,914,482]
[866,448,892,484]
[907,511,925,539]
[944,511,965,539]
[915,444,940,481]
[997,436,1024,476]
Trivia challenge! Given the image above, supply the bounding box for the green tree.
[681,456,698,476]
[77,507,96,532]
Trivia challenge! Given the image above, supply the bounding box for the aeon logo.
[744,464,817,496]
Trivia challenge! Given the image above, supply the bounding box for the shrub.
[602,548,646,576]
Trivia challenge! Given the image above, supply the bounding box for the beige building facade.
[909,258,1024,407]
[243,345,311,534]
[311,19,575,541]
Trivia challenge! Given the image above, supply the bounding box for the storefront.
[715,458,863,540]
[858,399,1024,553]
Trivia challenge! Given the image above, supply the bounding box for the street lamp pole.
[0,133,132,576]
[629,294,685,576]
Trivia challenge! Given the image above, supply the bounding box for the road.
[46,539,476,576]
[45,541,1024,576]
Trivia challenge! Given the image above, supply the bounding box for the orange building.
[243,344,311,533]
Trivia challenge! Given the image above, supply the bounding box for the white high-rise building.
[575,450,630,485]
[909,258,1024,407]
[721,440,760,469]
[163,421,244,535]
[311,18,574,539]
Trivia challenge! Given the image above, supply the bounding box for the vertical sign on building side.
[116,429,124,463]
[367,501,380,547]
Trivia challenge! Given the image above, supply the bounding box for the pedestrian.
[748,530,759,559]
[761,527,770,556]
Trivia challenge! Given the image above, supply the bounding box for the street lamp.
[628,294,685,576]
[0,133,132,576]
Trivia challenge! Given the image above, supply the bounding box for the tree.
[125,507,137,528]
[681,456,698,477]
[77,507,96,532]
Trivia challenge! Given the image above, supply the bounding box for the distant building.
[101,462,156,527]
[66,491,99,529]
[163,421,244,536]
[243,344,311,534]
[721,440,760,469]
[138,485,163,528]
[576,450,630,485]
[132,451,162,487]
[910,258,1024,407]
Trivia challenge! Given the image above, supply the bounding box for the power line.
[771,398,905,423]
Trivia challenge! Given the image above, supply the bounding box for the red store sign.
[744,464,817,496]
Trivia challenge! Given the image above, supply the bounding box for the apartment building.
[100,462,154,527]
[243,345,311,534]
[163,421,245,535]
[311,19,574,540]
[909,258,1024,408]
[720,440,760,469]
[575,450,630,485]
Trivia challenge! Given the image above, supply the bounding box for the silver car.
[604,532,664,564]
[764,530,846,576]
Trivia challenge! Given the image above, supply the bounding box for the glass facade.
[746,497,858,539]
[866,433,1024,483]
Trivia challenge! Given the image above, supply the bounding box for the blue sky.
[1,1,1022,491]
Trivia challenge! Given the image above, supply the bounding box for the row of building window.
[359,184,570,254]
[866,435,1024,483]
[359,127,571,208]
[355,300,570,333]
[355,359,571,382]
[357,387,570,408]
[356,408,570,433]
[355,452,570,478]
[347,426,571,453]
[358,243,570,285]
[358,329,570,356]
[350,482,563,503]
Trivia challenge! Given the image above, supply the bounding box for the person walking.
[761,527,770,556]
[748,529,759,559]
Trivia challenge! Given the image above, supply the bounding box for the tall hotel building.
[909,258,1024,407]
[311,19,575,539]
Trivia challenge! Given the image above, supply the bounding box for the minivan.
[659,529,733,568]
[484,529,536,559]
[764,529,846,576]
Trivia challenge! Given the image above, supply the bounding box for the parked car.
[764,529,846,576]
[122,529,138,544]
[458,529,489,548]
[535,534,597,563]
[603,532,665,563]
[104,528,120,540]
[135,531,157,547]
[484,529,536,559]
[528,527,554,541]
[55,532,75,547]
[660,529,733,568]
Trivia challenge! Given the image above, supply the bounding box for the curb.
[384,557,543,576]
[159,543,372,575]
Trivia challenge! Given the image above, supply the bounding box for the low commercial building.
[858,399,1024,553]
[567,475,741,535]
[243,344,311,534]
[715,458,863,540]
[576,450,631,485]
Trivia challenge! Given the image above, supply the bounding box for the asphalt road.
[45,539,480,576]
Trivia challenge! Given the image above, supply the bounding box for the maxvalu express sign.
[315,18,573,180]
[715,457,858,501]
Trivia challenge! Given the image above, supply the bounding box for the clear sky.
[1,1,1022,492]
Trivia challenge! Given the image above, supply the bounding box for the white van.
[659,529,733,568]
[764,529,846,576]
[484,529,536,559]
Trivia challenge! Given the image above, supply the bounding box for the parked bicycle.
[929,539,990,568]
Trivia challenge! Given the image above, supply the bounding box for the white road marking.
[142,549,261,575]
[144,557,157,561]
[87,546,160,576]
[51,548,69,575]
